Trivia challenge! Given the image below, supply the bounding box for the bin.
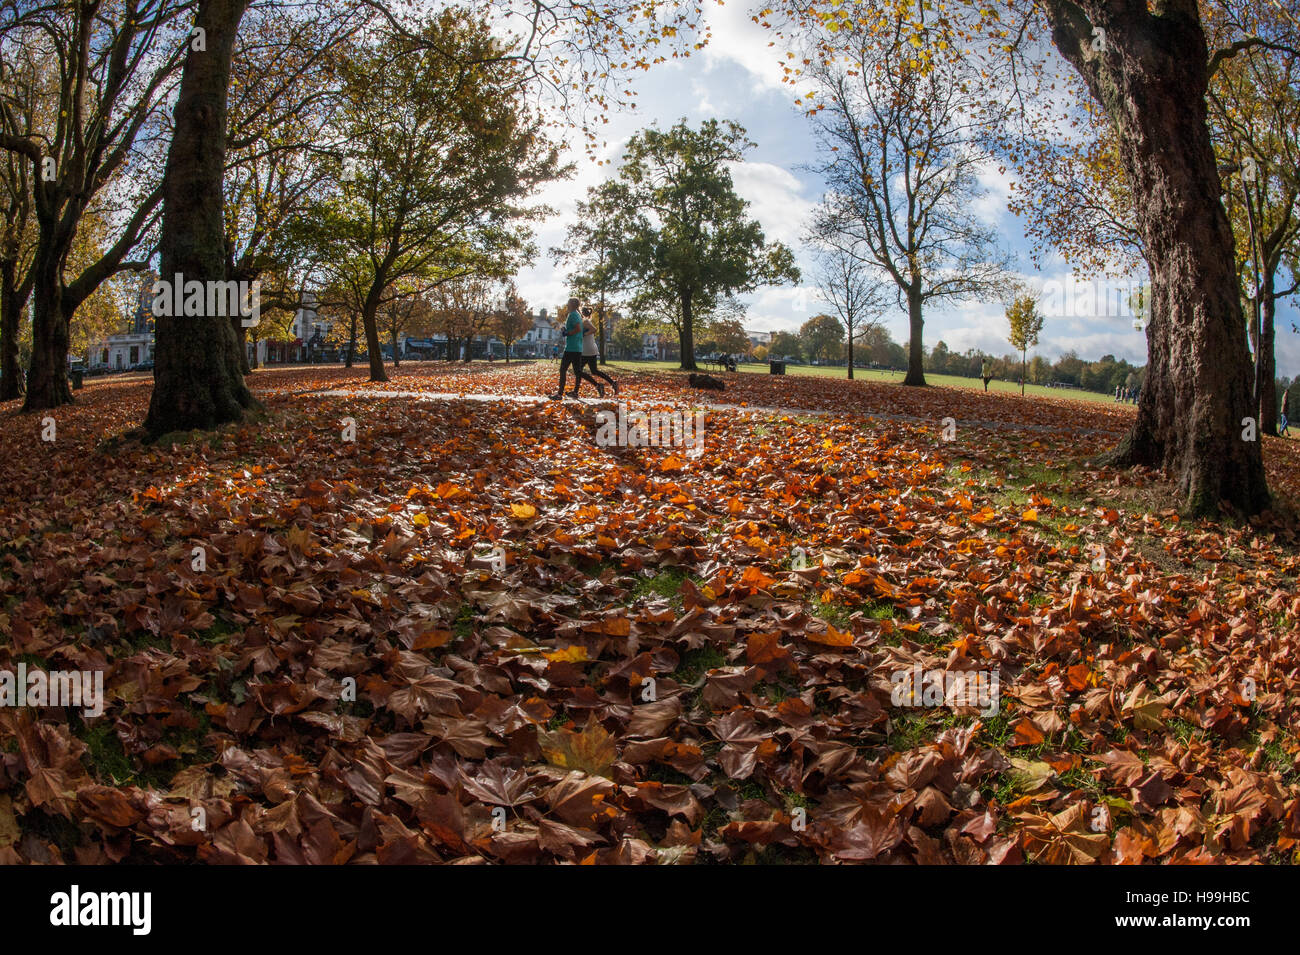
[71,369,84,390]
[769,360,786,375]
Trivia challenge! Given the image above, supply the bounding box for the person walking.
[550,297,602,399]
[1282,388,1291,437]
[981,359,992,392]
[580,307,618,395]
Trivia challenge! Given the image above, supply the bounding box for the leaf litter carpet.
[1,361,1299,864]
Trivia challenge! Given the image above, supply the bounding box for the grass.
[605,359,1119,405]
[628,567,699,608]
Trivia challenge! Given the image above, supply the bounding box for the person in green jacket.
[981,359,992,392]
[549,297,602,399]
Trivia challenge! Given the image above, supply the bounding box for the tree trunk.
[678,288,697,371]
[22,236,73,411]
[847,331,854,380]
[345,314,357,368]
[1021,347,1027,396]
[391,327,400,368]
[0,255,24,401]
[1259,278,1277,435]
[902,287,926,386]
[1044,0,1269,515]
[360,293,388,382]
[232,316,252,375]
[144,0,256,436]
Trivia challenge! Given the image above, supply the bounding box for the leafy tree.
[377,284,436,367]
[814,237,886,379]
[804,18,1012,387]
[0,2,185,410]
[1006,293,1044,395]
[1208,23,1300,435]
[707,317,751,357]
[143,0,708,434]
[494,284,532,361]
[223,7,361,374]
[609,119,799,370]
[553,182,628,363]
[300,15,560,384]
[433,274,496,362]
[769,330,803,362]
[928,340,952,375]
[612,320,643,359]
[800,313,845,363]
[764,0,1289,513]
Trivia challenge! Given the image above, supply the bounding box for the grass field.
[600,358,1120,404]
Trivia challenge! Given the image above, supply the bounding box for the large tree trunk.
[390,327,400,368]
[678,287,697,371]
[0,255,25,401]
[902,286,925,386]
[360,294,387,382]
[1044,0,1269,515]
[22,236,72,411]
[143,0,257,437]
[847,332,854,380]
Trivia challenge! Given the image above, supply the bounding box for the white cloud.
[699,0,793,92]
[971,160,1013,228]
[728,160,814,246]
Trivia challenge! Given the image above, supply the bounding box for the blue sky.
[516,0,1300,376]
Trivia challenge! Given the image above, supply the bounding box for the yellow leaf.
[1022,509,1038,523]
[543,645,589,664]
[511,502,537,520]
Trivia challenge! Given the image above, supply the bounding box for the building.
[89,274,156,369]
[91,332,154,370]
[518,309,559,357]
[250,292,329,364]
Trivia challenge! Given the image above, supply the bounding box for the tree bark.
[678,287,697,371]
[143,0,258,437]
[847,331,854,380]
[22,234,72,411]
[1259,277,1277,435]
[0,254,25,401]
[1044,0,1269,515]
[390,326,400,368]
[360,292,388,382]
[232,316,252,375]
[902,286,926,386]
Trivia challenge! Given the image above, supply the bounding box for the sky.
[514,0,1300,376]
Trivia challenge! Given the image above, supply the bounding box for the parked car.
[129,359,154,372]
